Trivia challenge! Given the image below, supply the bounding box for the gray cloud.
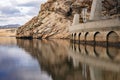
[0,6,21,16]
[0,0,47,25]
[0,19,6,22]
[18,1,40,7]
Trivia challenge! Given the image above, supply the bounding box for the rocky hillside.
[16,0,92,39]
[16,0,119,39]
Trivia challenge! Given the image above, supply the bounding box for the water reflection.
[17,39,120,80]
[0,37,52,80]
[17,39,84,80]
[0,37,120,80]
[71,43,120,62]
[69,43,120,80]
[0,37,17,46]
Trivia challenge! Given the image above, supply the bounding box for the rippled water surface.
[0,37,120,80]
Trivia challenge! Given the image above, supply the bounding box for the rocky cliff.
[16,0,119,39]
[16,0,92,39]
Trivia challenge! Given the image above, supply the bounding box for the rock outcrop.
[16,0,92,39]
[16,0,119,39]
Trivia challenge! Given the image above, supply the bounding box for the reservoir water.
[0,37,120,80]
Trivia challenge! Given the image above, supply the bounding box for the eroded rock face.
[16,0,119,39]
[16,0,92,39]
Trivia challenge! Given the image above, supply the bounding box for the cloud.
[0,15,33,25]
[0,6,21,16]
[18,1,41,7]
[0,0,47,25]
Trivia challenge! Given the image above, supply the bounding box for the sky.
[0,0,47,25]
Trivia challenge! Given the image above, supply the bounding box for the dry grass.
[0,28,17,37]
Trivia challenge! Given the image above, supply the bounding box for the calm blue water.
[0,37,120,80]
[0,37,52,80]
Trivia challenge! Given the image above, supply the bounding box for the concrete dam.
[69,0,120,46]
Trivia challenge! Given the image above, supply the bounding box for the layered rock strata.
[16,0,92,39]
[16,0,119,39]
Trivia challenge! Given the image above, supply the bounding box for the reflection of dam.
[68,43,120,80]
[70,43,120,60]
[17,39,120,80]
[69,43,120,72]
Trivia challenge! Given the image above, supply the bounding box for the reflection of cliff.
[17,39,87,80]
[17,39,120,80]
[17,39,69,65]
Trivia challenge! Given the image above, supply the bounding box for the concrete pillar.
[80,32,85,41]
[72,14,79,26]
[116,31,120,42]
[82,8,87,23]
[90,0,103,20]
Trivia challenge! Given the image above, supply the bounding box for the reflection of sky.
[0,45,52,80]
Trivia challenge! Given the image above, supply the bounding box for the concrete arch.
[74,33,77,40]
[78,33,81,41]
[107,31,119,43]
[80,32,85,41]
[116,31,120,41]
[96,31,108,42]
[85,32,89,41]
[75,33,80,41]
[85,32,95,42]
[94,32,100,42]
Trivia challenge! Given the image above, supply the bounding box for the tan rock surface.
[16,0,119,39]
[16,0,93,39]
